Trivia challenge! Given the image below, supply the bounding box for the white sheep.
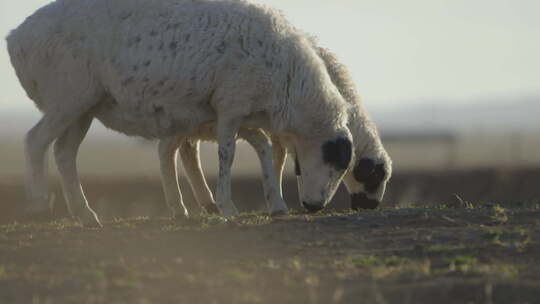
[167,43,392,215]
[7,0,354,226]
[283,44,392,210]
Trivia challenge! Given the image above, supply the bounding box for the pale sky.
[1,0,539,113]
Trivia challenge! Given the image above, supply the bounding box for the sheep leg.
[215,119,241,217]
[24,110,88,220]
[24,118,52,218]
[271,137,288,199]
[239,129,288,216]
[179,139,220,215]
[53,114,101,227]
[158,136,190,219]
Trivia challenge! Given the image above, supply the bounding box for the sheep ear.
[322,137,352,170]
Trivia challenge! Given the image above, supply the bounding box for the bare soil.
[0,205,539,304]
[1,170,539,303]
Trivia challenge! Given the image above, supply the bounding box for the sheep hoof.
[82,218,103,228]
[218,201,239,218]
[172,212,188,221]
[78,208,103,228]
[270,209,288,217]
[203,204,220,215]
[269,200,289,217]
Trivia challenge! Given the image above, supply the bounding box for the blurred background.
[1,0,539,222]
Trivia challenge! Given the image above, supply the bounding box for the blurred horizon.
[1,0,539,177]
[2,95,539,137]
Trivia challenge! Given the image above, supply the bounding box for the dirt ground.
[0,204,539,304]
[1,169,539,303]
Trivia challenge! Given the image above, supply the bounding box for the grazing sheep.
[171,44,392,214]
[7,0,354,226]
[276,44,392,210]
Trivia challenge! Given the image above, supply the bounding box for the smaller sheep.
[277,44,392,210]
[165,43,391,215]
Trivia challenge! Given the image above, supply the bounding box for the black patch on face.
[294,156,301,176]
[322,137,352,171]
[350,192,379,210]
[353,158,386,194]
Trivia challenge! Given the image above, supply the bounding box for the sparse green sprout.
[110,277,142,289]
[343,255,411,269]
[490,204,509,224]
[444,255,477,273]
[204,215,229,227]
[482,227,531,252]
[482,230,503,243]
[350,255,379,268]
[224,268,254,282]
[79,268,107,283]
[425,243,466,254]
